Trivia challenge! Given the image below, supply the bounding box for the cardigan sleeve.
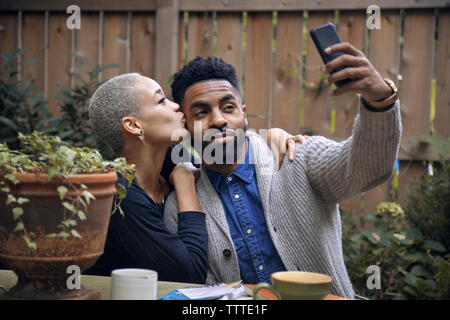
[293,98,402,204]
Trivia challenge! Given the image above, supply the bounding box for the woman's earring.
[138,130,145,145]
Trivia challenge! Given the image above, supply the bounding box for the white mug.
[111,268,158,300]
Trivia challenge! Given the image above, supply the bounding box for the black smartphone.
[310,23,351,87]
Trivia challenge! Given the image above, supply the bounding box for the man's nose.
[209,109,227,129]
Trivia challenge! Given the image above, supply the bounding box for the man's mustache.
[202,128,239,142]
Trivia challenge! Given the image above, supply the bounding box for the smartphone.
[310,23,351,87]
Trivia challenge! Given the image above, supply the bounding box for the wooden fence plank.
[101,13,128,81]
[216,12,243,96]
[244,12,273,132]
[334,10,367,140]
[435,9,450,138]
[1,0,449,12]
[130,13,155,78]
[369,10,401,81]
[187,12,214,60]
[73,12,99,84]
[399,9,435,146]
[21,12,45,93]
[398,161,427,209]
[0,13,18,58]
[271,11,303,135]
[177,12,186,70]
[335,11,388,216]
[154,0,179,98]
[47,13,71,114]
[178,0,450,12]
[303,11,334,136]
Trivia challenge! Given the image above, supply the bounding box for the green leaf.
[406,227,423,242]
[6,194,16,205]
[70,229,82,238]
[0,115,19,131]
[57,231,70,240]
[12,207,24,220]
[22,236,37,250]
[16,197,29,205]
[422,240,446,253]
[82,190,95,204]
[410,265,429,277]
[57,186,68,200]
[62,202,76,213]
[14,222,24,232]
[62,219,77,227]
[77,210,87,221]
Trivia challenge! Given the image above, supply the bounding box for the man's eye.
[195,111,207,117]
[159,98,166,104]
[224,105,235,110]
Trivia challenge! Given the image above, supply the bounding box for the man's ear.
[242,104,248,127]
[121,116,142,136]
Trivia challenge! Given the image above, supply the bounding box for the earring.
[138,130,145,145]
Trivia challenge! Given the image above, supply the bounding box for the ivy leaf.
[70,229,82,238]
[62,202,76,213]
[57,231,70,240]
[77,210,87,221]
[22,236,37,250]
[16,197,29,205]
[12,207,24,220]
[14,222,24,232]
[82,190,95,204]
[6,194,16,205]
[57,186,68,200]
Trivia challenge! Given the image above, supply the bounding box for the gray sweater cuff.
[357,98,401,141]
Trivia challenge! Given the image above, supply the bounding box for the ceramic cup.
[253,271,332,300]
[110,268,158,300]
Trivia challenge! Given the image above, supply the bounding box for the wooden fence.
[1,0,449,215]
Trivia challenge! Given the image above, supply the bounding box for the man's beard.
[197,124,247,165]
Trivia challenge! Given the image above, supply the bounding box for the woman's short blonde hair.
[89,73,143,155]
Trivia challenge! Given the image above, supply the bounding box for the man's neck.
[203,139,249,175]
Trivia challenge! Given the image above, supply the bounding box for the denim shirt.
[205,143,286,284]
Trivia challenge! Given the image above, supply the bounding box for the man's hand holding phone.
[322,42,393,105]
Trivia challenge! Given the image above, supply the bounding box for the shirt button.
[259,265,264,271]
[234,194,240,199]
[223,249,232,258]
[227,177,233,182]
[247,229,252,234]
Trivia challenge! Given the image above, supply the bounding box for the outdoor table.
[0,269,347,300]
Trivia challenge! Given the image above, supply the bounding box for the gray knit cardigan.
[163,100,402,298]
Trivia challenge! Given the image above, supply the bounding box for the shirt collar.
[205,142,255,191]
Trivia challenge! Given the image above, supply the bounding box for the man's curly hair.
[171,56,240,108]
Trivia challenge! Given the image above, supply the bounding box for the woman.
[87,73,306,284]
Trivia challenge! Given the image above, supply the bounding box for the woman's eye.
[159,98,166,105]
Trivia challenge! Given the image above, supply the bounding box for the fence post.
[154,0,179,96]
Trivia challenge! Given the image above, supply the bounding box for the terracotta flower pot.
[0,171,117,299]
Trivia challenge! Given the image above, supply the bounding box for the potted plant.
[0,131,134,299]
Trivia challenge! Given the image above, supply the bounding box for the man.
[163,42,402,298]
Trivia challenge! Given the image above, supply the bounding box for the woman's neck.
[122,142,170,202]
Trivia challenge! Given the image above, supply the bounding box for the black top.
[86,171,208,284]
